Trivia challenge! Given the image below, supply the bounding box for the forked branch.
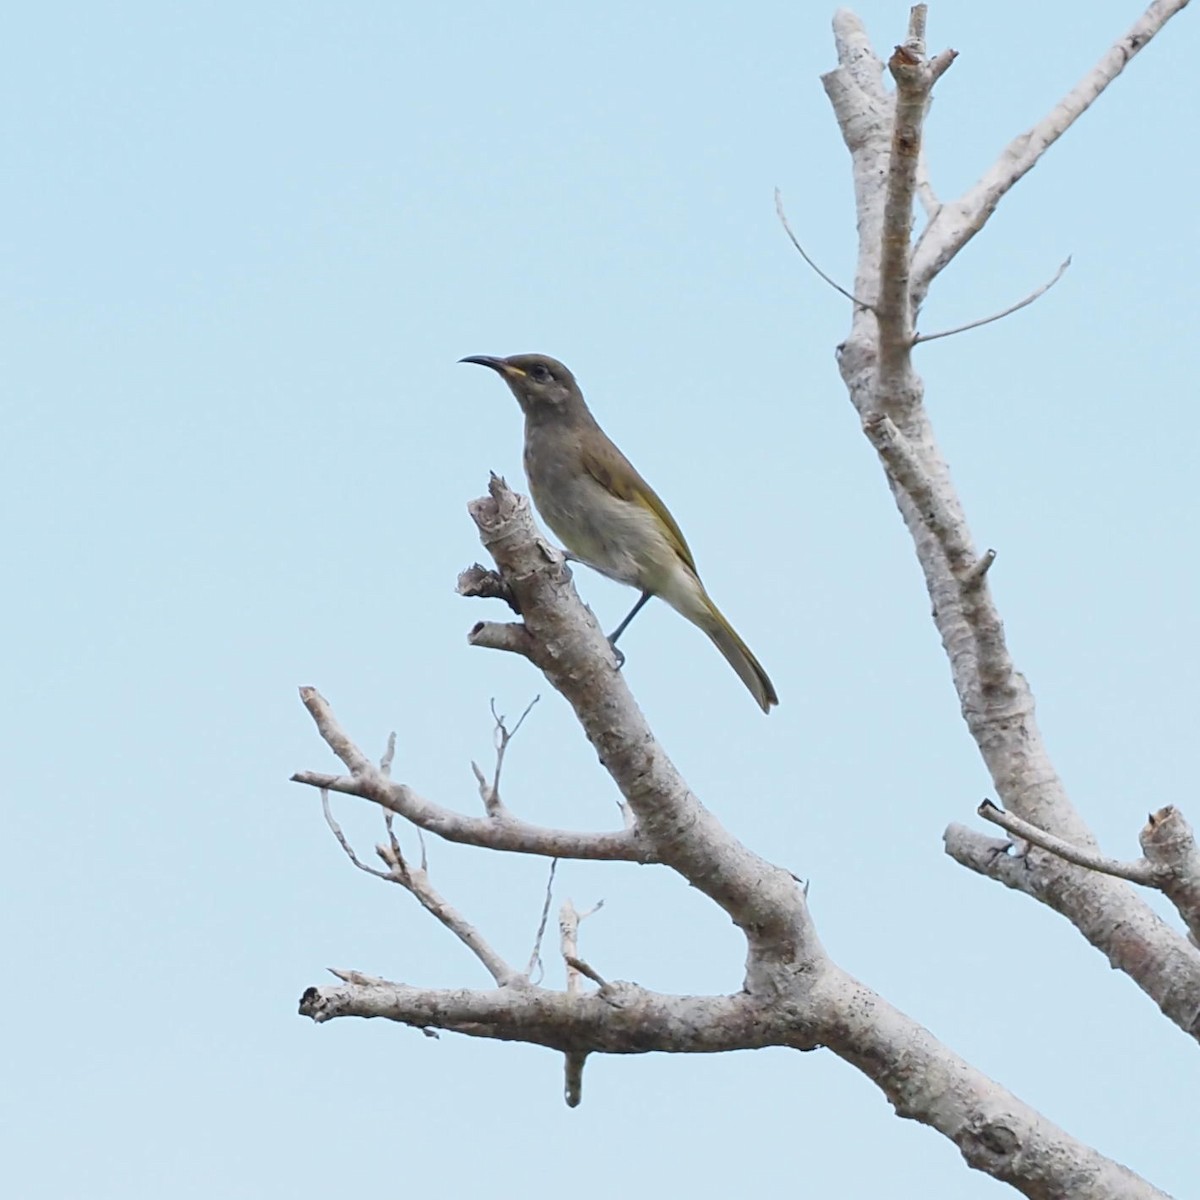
[911,0,1190,302]
[294,471,1174,1194]
[977,800,1200,944]
[825,3,1200,1040]
[293,688,654,863]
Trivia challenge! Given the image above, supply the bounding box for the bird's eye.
[530,364,551,382]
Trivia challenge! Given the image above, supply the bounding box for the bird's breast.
[523,435,674,592]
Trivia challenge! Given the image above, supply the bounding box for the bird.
[460,352,778,713]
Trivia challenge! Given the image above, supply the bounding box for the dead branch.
[911,0,1190,303]
[914,257,1071,344]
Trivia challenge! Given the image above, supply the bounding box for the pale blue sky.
[4,2,1196,1196]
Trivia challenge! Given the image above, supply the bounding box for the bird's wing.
[581,439,699,574]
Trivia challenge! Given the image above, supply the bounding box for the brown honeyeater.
[461,353,777,713]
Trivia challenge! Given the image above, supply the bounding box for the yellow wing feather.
[580,440,698,575]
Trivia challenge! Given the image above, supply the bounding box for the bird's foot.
[607,638,627,671]
[555,548,579,580]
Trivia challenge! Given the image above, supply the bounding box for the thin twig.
[472,695,539,814]
[914,258,1071,344]
[321,789,393,880]
[293,691,653,862]
[560,898,605,994]
[775,188,874,310]
[962,550,996,586]
[911,0,1189,302]
[504,695,539,740]
[977,800,1160,885]
[299,686,372,775]
[564,955,608,988]
[559,896,604,1109]
[379,810,428,876]
[491,695,538,810]
[470,761,489,807]
[297,766,652,861]
[379,732,397,777]
[372,835,522,987]
[324,784,521,985]
[560,899,582,994]
[525,858,559,981]
[384,811,404,870]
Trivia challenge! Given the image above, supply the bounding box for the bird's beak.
[459,355,526,378]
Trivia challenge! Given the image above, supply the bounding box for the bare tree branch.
[977,799,1162,885]
[466,620,536,658]
[561,898,605,992]
[465,476,818,977]
[911,0,1190,303]
[560,896,605,1107]
[823,6,1200,1041]
[861,414,978,577]
[463,477,1178,1190]
[298,953,1171,1198]
[379,732,396,777]
[374,838,523,987]
[1140,807,1200,944]
[320,788,393,882]
[475,696,539,816]
[320,786,522,985]
[293,689,653,863]
[457,562,521,614]
[525,858,558,981]
[807,966,1169,1198]
[861,414,1011,701]
[318,785,523,985]
[563,1052,587,1110]
[564,955,607,988]
[974,800,1200,947]
[292,8,1195,1193]
[876,6,953,399]
[298,473,1178,1193]
[946,820,1200,1029]
[296,767,652,862]
[944,823,1026,880]
[914,257,1071,344]
[301,978,800,1051]
[822,12,893,352]
[774,187,873,310]
[299,685,373,775]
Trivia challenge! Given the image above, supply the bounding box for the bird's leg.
[606,591,652,669]
[608,591,651,646]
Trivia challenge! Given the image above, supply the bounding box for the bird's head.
[459,353,581,417]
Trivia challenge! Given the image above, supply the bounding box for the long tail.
[700,599,778,713]
[656,568,778,712]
